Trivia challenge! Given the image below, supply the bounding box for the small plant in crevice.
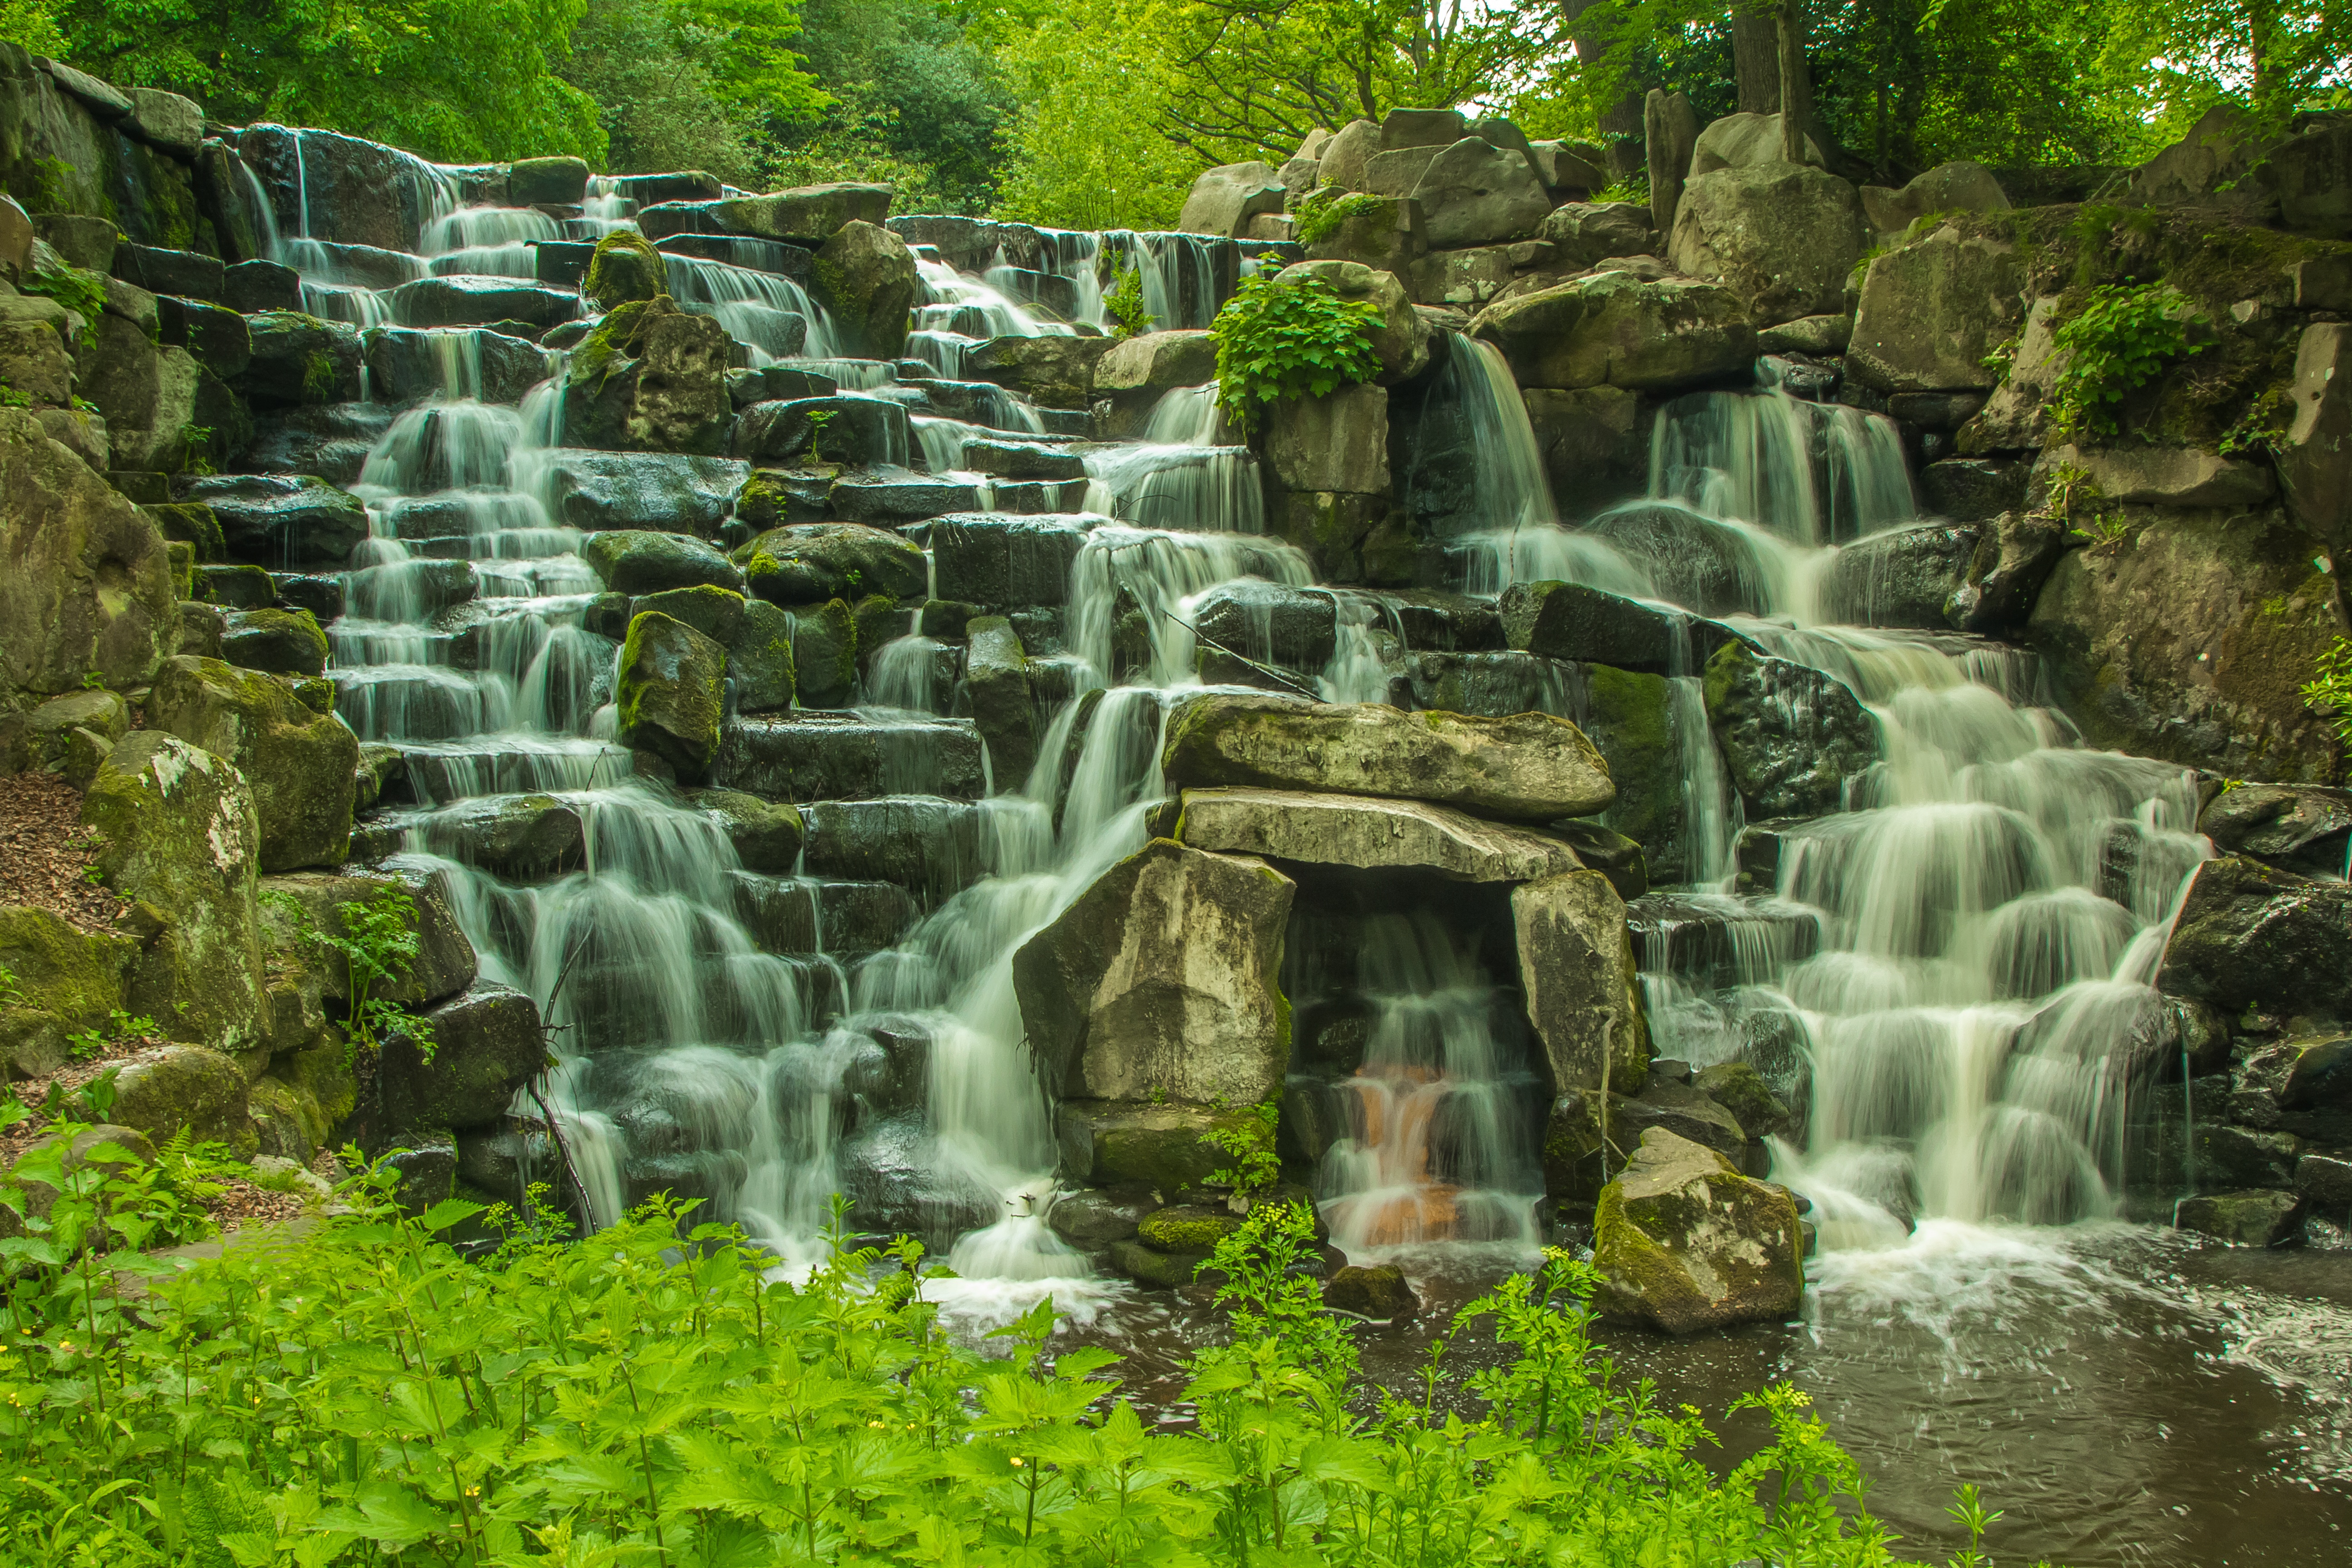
[2219,383,2294,457]
[2048,282,2209,440]
[1200,1096,1281,1208]
[296,889,437,1064]
[1291,189,1388,246]
[20,263,106,348]
[801,406,837,465]
[1209,268,1384,435]
[1103,260,1154,338]
[2303,635,2352,760]
[64,1010,157,1064]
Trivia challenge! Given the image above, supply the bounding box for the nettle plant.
[2047,282,2209,440]
[1209,269,1384,435]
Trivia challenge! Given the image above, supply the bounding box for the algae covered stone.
[147,655,358,872]
[1592,1127,1804,1333]
[1162,694,1614,822]
[1514,869,1650,1096]
[617,611,728,782]
[1700,642,1878,819]
[582,231,668,310]
[108,1044,256,1154]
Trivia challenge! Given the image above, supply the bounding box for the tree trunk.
[1733,10,1781,114]
[1775,0,1808,164]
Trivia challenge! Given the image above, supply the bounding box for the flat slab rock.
[1176,787,1582,882]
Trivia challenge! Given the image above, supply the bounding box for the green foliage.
[2219,383,2294,456]
[0,1176,1915,1564]
[802,406,837,465]
[1291,189,1388,245]
[2303,636,2352,761]
[1209,269,1385,434]
[20,263,106,349]
[0,382,28,409]
[64,1010,157,1064]
[988,0,1200,230]
[0,968,16,1010]
[558,0,828,181]
[2048,283,2210,439]
[1103,262,1154,339]
[295,891,436,1064]
[1200,1097,1281,1200]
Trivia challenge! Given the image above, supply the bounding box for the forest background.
[10,0,2348,234]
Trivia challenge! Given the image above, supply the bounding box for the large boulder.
[960,335,1114,410]
[963,616,1038,784]
[1496,579,1749,675]
[2043,443,2276,510]
[1701,642,1878,818]
[2160,857,2352,1028]
[2199,784,2352,880]
[1262,382,1389,494]
[1860,161,2010,237]
[637,183,892,246]
[108,1045,255,1153]
[1176,787,1583,881]
[1318,120,1380,192]
[583,530,745,596]
[1410,137,1550,249]
[78,732,265,1054]
[1161,693,1614,820]
[1470,269,1755,392]
[1688,112,1827,176]
[1179,162,1287,238]
[616,612,727,782]
[561,297,732,456]
[1093,329,1218,401]
[2277,323,2350,555]
[1847,225,2024,393]
[1818,521,1980,628]
[1280,260,1431,385]
[735,521,928,604]
[1514,869,1650,1096]
[0,409,177,698]
[2273,117,2352,237]
[732,395,911,466]
[2026,508,2349,784]
[1014,838,1295,1105]
[1668,164,1867,326]
[377,984,546,1133]
[1592,1127,1805,1334]
[177,474,369,568]
[147,656,357,873]
[1540,202,1658,270]
[1056,1099,1259,1190]
[1944,509,2067,634]
[812,221,918,360]
[0,907,132,1078]
[241,311,364,407]
[539,451,749,534]
[2121,103,2275,219]
[581,231,668,311]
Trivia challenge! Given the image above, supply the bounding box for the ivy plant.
[1208,269,1385,434]
[2047,283,2209,440]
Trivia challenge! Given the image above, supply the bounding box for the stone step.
[713,716,985,801]
[727,873,923,956]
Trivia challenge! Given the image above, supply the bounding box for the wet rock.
[154,296,250,379]
[1585,502,1779,618]
[1669,163,1866,325]
[1471,268,1753,392]
[1108,1236,1210,1288]
[1592,1127,1804,1334]
[637,183,891,247]
[922,514,1089,607]
[1619,1080,1747,1158]
[1262,382,1389,495]
[1048,1185,1156,1250]
[1163,693,1613,821]
[260,868,476,1009]
[1695,1061,1789,1139]
[1702,642,1878,819]
[2276,323,2351,556]
[617,612,727,782]
[425,794,585,881]
[1496,579,1748,675]
[220,607,329,677]
[831,473,981,524]
[2174,1189,2303,1247]
[1176,787,1583,882]
[1818,521,1980,629]
[1137,1202,1244,1253]
[811,221,918,360]
[1846,225,2023,393]
[148,656,356,872]
[2299,1152,2352,1213]
[1018,839,1294,1105]
[378,984,546,1133]
[582,231,667,310]
[964,617,1039,784]
[584,530,745,596]
[2162,856,2352,1026]
[1757,316,1852,357]
[541,451,748,535]
[180,473,370,569]
[788,599,859,710]
[1093,329,1216,402]
[734,520,927,604]
[690,790,804,873]
[714,715,984,800]
[108,1045,255,1154]
[2029,507,2349,782]
[1055,1099,1257,1190]
[362,325,549,407]
[732,394,909,466]
[0,410,178,696]
[273,572,344,623]
[960,335,1115,410]
[2199,784,2352,880]
[1325,1263,1419,1318]
[392,277,576,331]
[561,298,732,456]
[1944,509,2065,634]
[242,311,365,407]
[240,402,387,484]
[1515,869,1650,1096]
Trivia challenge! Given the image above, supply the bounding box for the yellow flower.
[1010,1457,1024,1468]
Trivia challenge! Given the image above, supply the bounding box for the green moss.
[301,350,336,402]
[1137,1205,1242,1252]
[582,231,669,310]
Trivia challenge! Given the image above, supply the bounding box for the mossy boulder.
[583,529,745,596]
[1107,1236,1210,1288]
[1701,642,1879,818]
[2159,856,2352,1028]
[220,606,329,677]
[811,220,918,360]
[377,983,546,1134]
[108,1044,256,1155]
[1593,1127,1804,1334]
[242,311,363,407]
[583,231,668,310]
[259,870,477,1011]
[1470,266,1754,392]
[0,408,178,698]
[1693,1061,1788,1139]
[1014,839,1295,1106]
[147,655,358,872]
[560,296,733,456]
[731,598,796,714]
[690,789,804,873]
[424,794,585,881]
[617,611,727,782]
[1325,1264,1418,1318]
[1056,1100,1256,1191]
[79,733,266,1054]
[1137,1203,1243,1253]
[0,906,132,1077]
[1161,693,1615,821]
[2174,1189,2304,1247]
[790,598,860,710]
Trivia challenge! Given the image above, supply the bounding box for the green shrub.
[1209,270,1384,434]
[20,263,106,349]
[1103,261,1154,339]
[2304,636,2352,761]
[0,1184,1918,1565]
[2047,283,2208,440]
[293,890,437,1063]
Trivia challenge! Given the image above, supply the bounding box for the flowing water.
[232,142,2352,1561]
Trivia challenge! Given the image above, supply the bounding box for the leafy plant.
[2303,636,2352,760]
[297,890,437,1063]
[64,1011,156,1065]
[802,406,838,465]
[175,423,218,476]
[2219,384,2293,457]
[2048,283,2209,439]
[20,263,106,349]
[0,967,19,1009]
[0,382,28,409]
[1199,1097,1281,1205]
[1103,260,1154,339]
[1290,189,1388,246]
[1209,269,1385,435]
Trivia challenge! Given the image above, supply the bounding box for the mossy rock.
[220,607,329,678]
[108,1044,257,1156]
[690,789,804,873]
[790,598,860,709]
[1592,1128,1803,1334]
[0,906,132,1077]
[583,230,669,311]
[147,655,358,873]
[1107,1235,1210,1289]
[616,611,727,782]
[1136,1203,1242,1254]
